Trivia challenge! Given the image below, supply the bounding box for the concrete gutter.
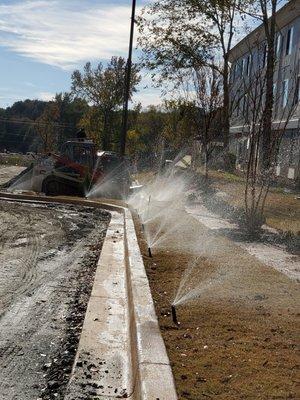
[124,209,178,399]
[0,192,177,399]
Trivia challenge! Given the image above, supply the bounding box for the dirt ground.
[0,165,26,185]
[133,209,300,400]
[0,200,110,400]
[208,170,300,235]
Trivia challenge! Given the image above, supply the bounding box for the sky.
[0,0,161,108]
[0,0,288,109]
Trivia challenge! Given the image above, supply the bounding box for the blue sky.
[0,0,288,109]
[0,0,160,108]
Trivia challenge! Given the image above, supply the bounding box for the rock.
[221,375,232,384]
[48,380,59,389]
[254,294,266,301]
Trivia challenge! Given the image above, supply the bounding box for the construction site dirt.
[133,211,299,400]
[0,200,110,400]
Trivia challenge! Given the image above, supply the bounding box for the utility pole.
[120,0,137,157]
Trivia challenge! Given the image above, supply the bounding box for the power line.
[0,117,75,129]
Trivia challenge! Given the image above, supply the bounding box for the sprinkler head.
[171,305,179,327]
[148,247,152,258]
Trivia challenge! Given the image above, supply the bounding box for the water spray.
[171,304,179,327]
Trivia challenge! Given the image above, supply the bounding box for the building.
[228,0,300,184]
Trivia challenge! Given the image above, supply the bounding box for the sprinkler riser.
[171,305,179,326]
[148,247,152,258]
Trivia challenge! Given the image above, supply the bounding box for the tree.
[132,105,166,168]
[126,129,146,163]
[36,102,61,152]
[162,99,196,151]
[240,0,280,170]
[235,36,298,234]
[54,92,89,145]
[137,0,244,167]
[259,0,278,170]
[78,107,103,147]
[189,67,223,179]
[71,57,140,150]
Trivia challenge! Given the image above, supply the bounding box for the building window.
[245,54,252,76]
[282,79,289,108]
[241,58,245,76]
[243,93,248,114]
[262,43,268,68]
[276,33,282,57]
[294,76,300,105]
[231,63,237,81]
[285,26,293,56]
[237,94,241,116]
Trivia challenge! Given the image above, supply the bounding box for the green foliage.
[137,0,244,85]
[0,95,88,154]
[71,57,141,150]
[36,102,61,152]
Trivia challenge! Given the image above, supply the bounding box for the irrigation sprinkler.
[148,247,152,258]
[171,305,179,327]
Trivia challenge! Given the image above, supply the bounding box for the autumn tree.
[162,100,196,151]
[71,57,140,150]
[137,0,245,167]
[36,102,61,152]
[54,92,88,145]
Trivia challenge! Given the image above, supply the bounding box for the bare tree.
[191,67,223,179]
[234,39,299,234]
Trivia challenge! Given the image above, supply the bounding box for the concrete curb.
[0,192,177,399]
[124,209,178,399]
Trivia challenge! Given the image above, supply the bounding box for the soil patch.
[0,201,110,400]
[133,210,299,400]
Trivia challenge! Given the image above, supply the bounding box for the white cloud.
[0,0,137,70]
[134,90,163,108]
[38,91,55,101]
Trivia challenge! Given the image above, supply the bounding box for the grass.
[135,167,300,234]
[207,169,300,234]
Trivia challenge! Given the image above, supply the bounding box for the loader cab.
[60,140,96,171]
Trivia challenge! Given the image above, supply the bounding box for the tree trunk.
[204,146,209,181]
[222,59,230,169]
[261,0,277,171]
[102,111,110,150]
